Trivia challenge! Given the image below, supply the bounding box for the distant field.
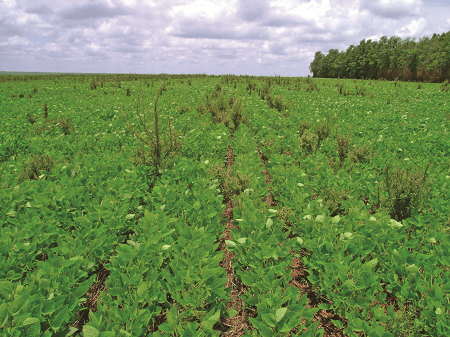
[1,74,449,336]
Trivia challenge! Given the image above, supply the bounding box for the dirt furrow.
[216,144,252,336]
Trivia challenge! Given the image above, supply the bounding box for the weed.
[381,164,431,221]
[268,95,285,112]
[350,144,371,164]
[18,153,54,183]
[400,97,410,104]
[299,130,316,154]
[323,188,350,216]
[206,89,248,132]
[417,83,422,90]
[315,117,334,154]
[124,92,181,177]
[196,102,208,115]
[126,88,131,96]
[157,83,167,96]
[276,207,294,224]
[335,132,351,162]
[90,78,98,90]
[33,86,38,93]
[298,120,311,137]
[355,85,366,96]
[26,112,37,124]
[383,303,422,337]
[57,118,74,135]
[177,103,190,115]
[44,103,48,119]
[19,93,25,98]
[441,80,449,92]
[208,164,249,199]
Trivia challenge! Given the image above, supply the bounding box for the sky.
[0,0,449,76]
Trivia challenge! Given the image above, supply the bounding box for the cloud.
[236,0,269,22]
[61,3,130,20]
[0,0,448,75]
[397,17,427,37]
[360,0,423,18]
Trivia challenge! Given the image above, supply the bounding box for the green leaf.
[266,218,273,229]
[332,320,344,329]
[339,232,353,241]
[225,240,236,248]
[51,305,69,330]
[42,300,55,315]
[6,210,16,217]
[332,215,341,224]
[126,213,135,220]
[226,309,238,318]
[23,317,40,327]
[201,310,221,330]
[83,325,100,337]
[275,307,287,322]
[318,303,333,310]
[137,282,147,298]
[237,238,247,244]
[250,317,273,336]
[74,277,94,298]
[364,258,378,269]
[0,303,8,327]
[316,214,325,223]
[296,237,304,245]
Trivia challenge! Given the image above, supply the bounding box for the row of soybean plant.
[246,80,450,336]
[83,82,236,336]
[225,123,323,336]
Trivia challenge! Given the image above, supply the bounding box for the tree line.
[309,31,450,82]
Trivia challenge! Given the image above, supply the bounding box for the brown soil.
[70,262,110,332]
[215,142,253,336]
[289,256,347,336]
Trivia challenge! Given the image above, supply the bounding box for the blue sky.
[0,0,449,76]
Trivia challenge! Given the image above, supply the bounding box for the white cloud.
[361,0,423,18]
[397,17,427,37]
[7,35,31,46]
[0,0,448,75]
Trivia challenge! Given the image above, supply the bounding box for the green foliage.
[204,88,248,132]
[90,78,98,90]
[299,129,316,153]
[315,116,334,153]
[26,112,37,124]
[349,144,371,164]
[17,153,54,183]
[381,164,432,221]
[1,74,450,337]
[208,163,250,199]
[43,102,48,118]
[177,102,190,115]
[124,94,181,177]
[323,188,350,216]
[335,132,351,162]
[310,31,450,82]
